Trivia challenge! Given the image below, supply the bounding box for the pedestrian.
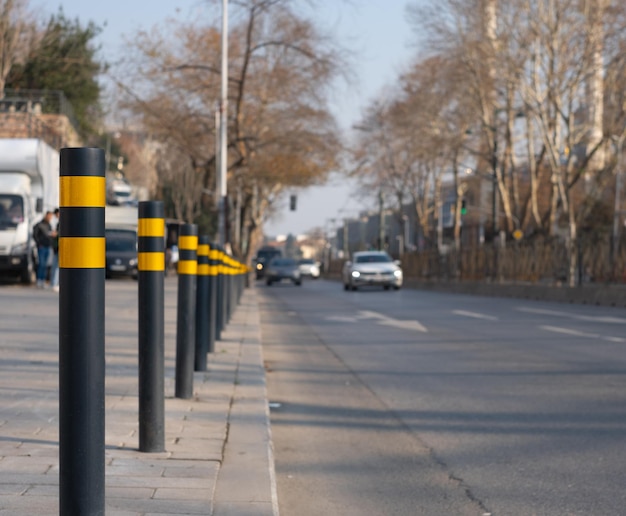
[33,211,57,288]
[50,208,60,292]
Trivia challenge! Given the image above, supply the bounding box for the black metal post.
[138,201,165,453]
[175,223,197,399]
[220,249,229,330]
[215,246,224,341]
[208,245,218,353]
[195,236,210,372]
[225,255,233,324]
[492,133,499,281]
[59,147,106,516]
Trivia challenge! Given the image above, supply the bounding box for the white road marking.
[517,307,626,324]
[540,325,597,338]
[324,310,427,332]
[540,325,625,343]
[357,310,387,321]
[357,310,428,333]
[326,316,358,323]
[452,310,498,321]
[379,318,429,333]
[518,307,571,317]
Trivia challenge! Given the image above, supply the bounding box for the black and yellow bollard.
[195,236,210,372]
[225,254,233,324]
[215,245,225,341]
[138,201,165,453]
[175,223,198,399]
[59,147,106,516]
[208,243,219,353]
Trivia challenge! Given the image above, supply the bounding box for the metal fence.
[329,231,626,286]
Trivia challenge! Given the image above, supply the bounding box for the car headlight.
[10,242,28,255]
[394,269,403,278]
[256,263,263,270]
[129,258,138,267]
[351,270,361,278]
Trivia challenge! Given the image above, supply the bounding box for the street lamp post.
[402,214,409,253]
[492,137,498,241]
[490,109,500,283]
[217,0,229,247]
[378,190,385,251]
[611,132,625,277]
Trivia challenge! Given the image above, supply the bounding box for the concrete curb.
[211,287,279,516]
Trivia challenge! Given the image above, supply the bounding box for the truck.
[106,177,135,206]
[0,139,59,284]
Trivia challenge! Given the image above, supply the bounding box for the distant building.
[0,89,82,149]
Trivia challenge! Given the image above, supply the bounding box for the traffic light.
[460,199,467,215]
[289,194,297,211]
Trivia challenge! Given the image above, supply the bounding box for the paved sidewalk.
[0,277,278,515]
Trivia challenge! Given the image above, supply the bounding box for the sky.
[48,0,421,237]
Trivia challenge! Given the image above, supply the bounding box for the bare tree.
[115,0,346,260]
[408,0,626,284]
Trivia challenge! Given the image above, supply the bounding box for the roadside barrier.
[225,254,235,324]
[175,223,198,399]
[215,245,225,340]
[195,236,211,372]
[56,144,250,509]
[58,147,106,516]
[137,201,165,452]
[208,244,219,353]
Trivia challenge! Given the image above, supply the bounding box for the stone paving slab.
[0,279,277,515]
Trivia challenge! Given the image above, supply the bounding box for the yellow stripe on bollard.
[59,237,105,268]
[138,252,165,271]
[138,218,165,237]
[179,235,198,250]
[178,260,197,275]
[60,176,106,207]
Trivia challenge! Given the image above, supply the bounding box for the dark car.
[265,257,302,286]
[254,246,282,279]
[105,226,138,279]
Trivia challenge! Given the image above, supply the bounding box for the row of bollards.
[58,147,249,515]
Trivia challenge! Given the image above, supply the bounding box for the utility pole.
[217,0,228,247]
[402,214,409,253]
[378,190,385,251]
[491,106,500,282]
[612,133,624,277]
[492,136,498,239]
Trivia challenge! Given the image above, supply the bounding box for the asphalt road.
[260,278,626,516]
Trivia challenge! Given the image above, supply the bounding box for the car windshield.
[257,249,281,262]
[354,254,391,263]
[0,194,23,227]
[355,254,392,264]
[106,231,137,252]
[272,258,296,266]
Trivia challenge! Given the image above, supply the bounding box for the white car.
[297,258,320,279]
[342,251,403,291]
